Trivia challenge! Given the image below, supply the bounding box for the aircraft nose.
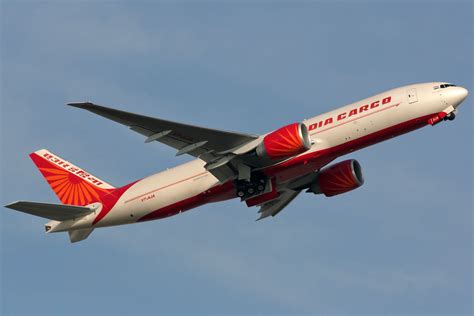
[458,86,469,101]
[444,86,469,108]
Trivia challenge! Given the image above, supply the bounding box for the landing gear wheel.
[447,112,456,121]
[234,171,269,199]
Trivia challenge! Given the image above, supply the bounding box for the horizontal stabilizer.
[5,201,93,221]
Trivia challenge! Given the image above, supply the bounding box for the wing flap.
[5,201,93,221]
[257,189,300,220]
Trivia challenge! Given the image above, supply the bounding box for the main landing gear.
[235,174,268,200]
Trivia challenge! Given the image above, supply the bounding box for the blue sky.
[1,1,472,315]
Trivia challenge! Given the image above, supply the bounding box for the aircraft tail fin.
[30,149,116,206]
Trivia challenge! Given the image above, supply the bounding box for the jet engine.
[256,122,311,160]
[310,159,364,197]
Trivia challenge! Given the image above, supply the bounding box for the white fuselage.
[52,82,465,232]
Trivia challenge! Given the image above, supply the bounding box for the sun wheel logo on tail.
[309,159,364,197]
[38,165,110,205]
[29,149,138,226]
[29,150,116,206]
[256,122,311,160]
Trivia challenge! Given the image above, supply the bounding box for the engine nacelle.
[256,122,311,160]
[310,159,364,197]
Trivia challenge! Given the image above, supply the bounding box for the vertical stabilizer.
[30,149,115,206]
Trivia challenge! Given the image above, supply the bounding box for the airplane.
[5,82,469,243]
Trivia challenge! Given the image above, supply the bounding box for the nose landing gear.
[444,112,456,121]
[431,109,457,125]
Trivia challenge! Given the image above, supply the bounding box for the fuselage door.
[407,88,418,104]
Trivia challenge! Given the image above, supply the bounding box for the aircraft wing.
[68,102,259,162]
[256,189,301,220]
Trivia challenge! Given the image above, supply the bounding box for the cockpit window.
[440,84,457,89]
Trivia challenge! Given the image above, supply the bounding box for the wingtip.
[67,102,95,109]
[4,201,21,209]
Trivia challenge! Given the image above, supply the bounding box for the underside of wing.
[5,201,93,221]
[256,189,301,220]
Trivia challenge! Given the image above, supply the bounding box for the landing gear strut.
[444,112,456,121]
[235,174,268,200]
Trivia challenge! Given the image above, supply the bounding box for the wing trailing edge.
[256,189,301,220]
